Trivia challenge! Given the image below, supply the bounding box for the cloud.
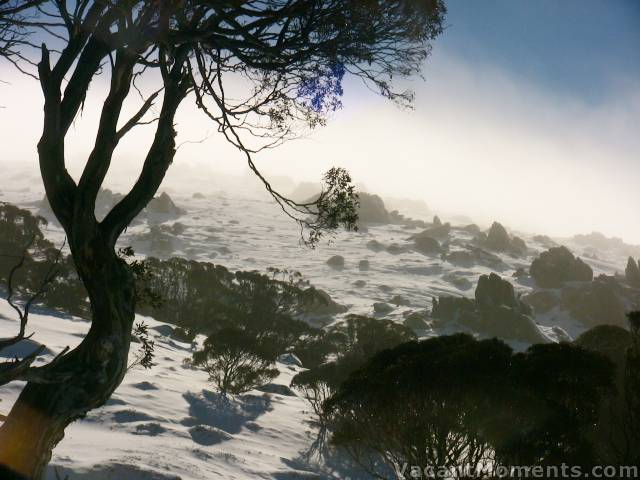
[1,48,639,243]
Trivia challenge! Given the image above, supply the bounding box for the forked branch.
[0,237,68,387]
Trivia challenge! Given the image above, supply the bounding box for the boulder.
[533,235,558,248]
[530,246,593,288]
[625,257,640,287]
[302,288,348,316]
[521,290,560,314]
[446,247,507,271]
[510,236,528,256]
[352,279,367,288]
[357,193,390,225]
[366,239,386,252]
[475,273,520,309]
[413,236,442,256]
[411,223,451,242]
[403,312,430,330]
[358,259,370,271]
[460,224,482,235]
[431,274,547,344]
[146,192,185,216]
[326,255,345,269]
[476,221,527,256]
[433,215,442,226]
[256,383,297,396]
[386,243,407,255]
[485,221,511,251]
[373,302,394,315]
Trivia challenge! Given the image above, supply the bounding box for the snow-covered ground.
[0,301,364,480]
[0,166,637,478]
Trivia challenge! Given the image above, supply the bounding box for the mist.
[1,48,639,243]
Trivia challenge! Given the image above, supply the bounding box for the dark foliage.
[190,327,279,394]
[136,259,325,354]
[325,334,615,479]
[291,315,416,424]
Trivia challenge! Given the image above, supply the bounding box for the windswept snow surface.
[0,302,360,480]
[0,172,636,478]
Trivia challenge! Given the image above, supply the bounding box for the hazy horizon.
[1,0,638,243]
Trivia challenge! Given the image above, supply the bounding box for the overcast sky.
[1,0,639,242]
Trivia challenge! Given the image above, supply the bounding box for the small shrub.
[192,328,279,394]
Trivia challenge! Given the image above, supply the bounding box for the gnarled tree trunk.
[0,233,136,479]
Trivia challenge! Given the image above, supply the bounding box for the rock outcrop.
[431,273,547,344]
[529,246,593,288]
[326,255,345,269]
[475,221,528,256]
[146,192,185,217]
[625,257,640,287]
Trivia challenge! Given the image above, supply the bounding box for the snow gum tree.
[0,0,446,477]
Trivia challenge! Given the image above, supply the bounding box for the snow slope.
[0,170,636,478]
[0,300,365,480]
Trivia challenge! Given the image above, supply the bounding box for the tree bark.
[0,233,136,479]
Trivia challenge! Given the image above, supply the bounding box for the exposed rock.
[521,290,560,314]
[475,221,527,256]
[486,221,511,251]
[386,243,407,255]
[256,383,297,396]
[431,273,547,344]
[459,224,482,235]
[389,210,427,229]
[326,255,345,269]
[146,192,185,217]
[301,289,348,316]
[433,215,442,226]
[366,239,386,252]
[411,223,451,242]
[625,257,640,287]
[390,295,411,307]
[446,247,507,271]
[413,236,442,256]
[511,236,528,256]
[170,222,187,235]
[378,284,393,293]
[357,192,390,225]
[404,312,430,330]
[358,259,370,271]
[530,246,593,288]
[352,280,367,288]
[475,273,521,310]
[192,192,206,199]
[572,232,640,259]
[373,302,394,315]
[533,235,558,248]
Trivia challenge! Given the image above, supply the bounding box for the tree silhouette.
[0,1,446,477]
